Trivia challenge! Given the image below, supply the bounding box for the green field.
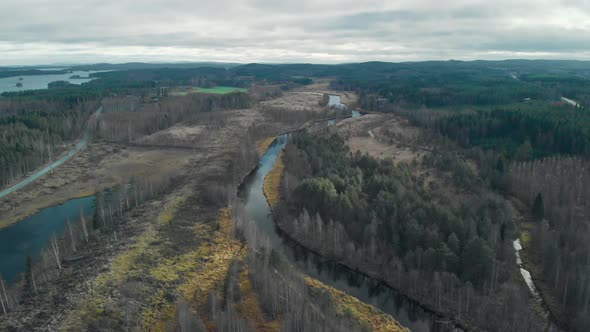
[171,86,247,96]
[194,86,247,94]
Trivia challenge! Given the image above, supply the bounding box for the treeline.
[357,80,549,108]
[95,93,250,143]
[89,66,317,91]
[0,99,98,188]
[278,132,544,331]
[0,72,162,101]
[0,69,67,79]
[349,61,590,108]
[90,67,246,88]
[406,102,590,159]
[507,157,590,331]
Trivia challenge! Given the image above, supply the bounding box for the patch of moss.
[142,289,176,331]
[157,197,184,224]
[520,229,531,247]
[175,208,244,328]
[236,265,281,331]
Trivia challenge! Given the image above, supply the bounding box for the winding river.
[240,96,460,331]
[514,239,561,331]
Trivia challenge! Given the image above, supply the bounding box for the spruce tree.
[532,193,545,221]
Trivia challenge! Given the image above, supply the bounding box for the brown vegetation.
[263,150,284,209]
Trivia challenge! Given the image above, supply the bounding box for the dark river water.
[240,110,460,331]
[0,195,96,282]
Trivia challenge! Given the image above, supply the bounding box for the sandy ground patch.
[347,137,425,165]
[337,113,427,165]
[140,125,205,145]
[139,109,262,148]
[261,91,325,112]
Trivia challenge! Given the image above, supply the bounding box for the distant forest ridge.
[2,59,590,76]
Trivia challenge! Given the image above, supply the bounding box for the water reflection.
[0,195,96,281]
[0,70,109,93]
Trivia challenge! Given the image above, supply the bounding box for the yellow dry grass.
[141,208,244,330]
[157,197,185,224]
[256,137,276,157]
[176,208,244,328]
[62,193,189,331]
[305,277,408,332]
[236,266,281,332]
[263,150,284,209]
[520,221,535,248]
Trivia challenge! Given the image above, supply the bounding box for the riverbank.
[305,277,409,332]
[263,149,284,209]
[0,188,96,229]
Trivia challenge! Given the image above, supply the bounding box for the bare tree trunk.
[68,219,77,253]
[32,270,37,294]
[0,288,5,315]
[48,145,53,174]
[81,210,89,243]
[51,234,62,270]
[101,206,106,228]
[1,278,9,310]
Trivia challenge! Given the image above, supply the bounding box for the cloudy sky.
[1,0,590,65]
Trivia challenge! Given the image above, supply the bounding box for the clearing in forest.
[173,86,247,95]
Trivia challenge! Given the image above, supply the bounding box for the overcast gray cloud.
[1,0,589,65]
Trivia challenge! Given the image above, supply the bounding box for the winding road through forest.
[0,107,102,199]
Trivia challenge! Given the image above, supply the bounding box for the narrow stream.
[513,239,543,303]
[513,239,561,331]
[240,97,461,331]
